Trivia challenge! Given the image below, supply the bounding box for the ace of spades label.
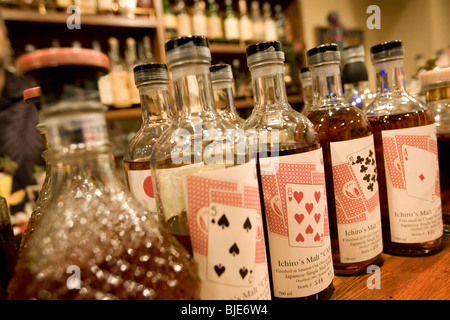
[207,202,257,287]
[285,183,325,248]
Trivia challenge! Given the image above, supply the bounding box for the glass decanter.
[305,44,383,274]
[7,47,200,300]
[242,41,334,300]
[365,40,443,255]
[210,63,245,128]
[123,63,173,218]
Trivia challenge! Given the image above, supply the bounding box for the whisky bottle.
[108,37,132,108]
[124,63,173,218]
[7,47,200,300]
[163,0,178,40]
[223,0,240,42]
[206,0,223,41]
[175,0,192,37]
[238,0,253,43]
[210,63,245,128]
[125,37,141,105]
[243,41,334,299]
[342,44,374,110]
[250,0,264,42]
[421,67,450,234]
[262,2,277,41]
[305,44,383,274]
[365,40,443,255]
[192,0,208,37]
[151,36,271,299]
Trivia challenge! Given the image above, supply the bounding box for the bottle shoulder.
[364,91,430,117]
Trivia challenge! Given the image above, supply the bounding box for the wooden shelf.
[2,8,158,28]
[331,235,450,300]
[105,106,142,120]
[210,43,247,54]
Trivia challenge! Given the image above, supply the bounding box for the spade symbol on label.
[218,214,230,229]
[243,217,252,231]
[214,264,225,277]
[229,242,240,256]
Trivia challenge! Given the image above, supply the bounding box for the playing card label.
[381,124,443,243]
[259,149,334,298]
[185,162,271,300]
[330,135,383,263]
[127,169,157,218]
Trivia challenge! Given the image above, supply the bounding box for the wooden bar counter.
[331,235,450,300]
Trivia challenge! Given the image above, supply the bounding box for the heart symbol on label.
[314,213,321,224]
[314,233,321,242]
[305,224,313,234]
[296,233,304,242]
[305,203,314,214]
[314,191,321,203]
[293,191,303,204]
[288,197,292,202]
[294,214,304,225]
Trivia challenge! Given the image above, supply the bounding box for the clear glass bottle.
[238,0,253,43]
[421,67,450,234]
[125,37,141,105]
[273,4,287,43]
[364,40,443,255]
[243,41,334,299]
[163,0,178,41]
[124,63,173,218]
[262,2,277,41]
[342,44,374,110]
[0,196,17,299]
[7,47,200,300]
[210,63,245,128]
[299,67,313,114]
[206,0,223,41]
[223,0,240,42]
[151,36,271,300]
[192,0,208,37]
[305,44,383,274]
[175,0,192,37]
[108,37,132,108]
[250,0,264,42]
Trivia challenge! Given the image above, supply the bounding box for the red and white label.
[259,149,334,298]
[381,124,443,243]
[330,135,383,263]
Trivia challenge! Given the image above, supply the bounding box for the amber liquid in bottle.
[437,133,450,233]
[368,109,443,254]
[306,107,383,273]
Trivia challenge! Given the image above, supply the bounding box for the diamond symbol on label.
[419,174,425,181]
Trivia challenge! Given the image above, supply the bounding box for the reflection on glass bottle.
[7,47,200,300]
[365,41,443,255]
[243,41,334,299]
[341,44,374,110]
[299,67,313,114]
[210,64,245,128]
[124,63,173,218]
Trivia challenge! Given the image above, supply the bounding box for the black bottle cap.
[210,64,233,82]
[246,41,282,57]
[165,35,209,53]
[300,67,310,74]
[306,43,341,67]
[133,62,169,86]
[370,40,403,54]
[306,43,339,57]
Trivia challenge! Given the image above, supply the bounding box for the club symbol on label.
[214,264,225,277]
[229,242,240,256]
[243,217,252,231]
[218,214,230,229]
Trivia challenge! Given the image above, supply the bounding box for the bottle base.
[383,237,443,256]
[333,254,384,275]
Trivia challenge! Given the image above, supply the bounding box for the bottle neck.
[212,79,237,114]
[373,58,407,94]
[44,106,110,153]
[170,62,217,120]
[250,63,288,111]
[310,63,344,107]
[138,82,172,124]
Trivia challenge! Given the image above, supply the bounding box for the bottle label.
[127,169,157,218]
[185,162,271,300]
[381,124,443,243]
[330,135,383,263]
[259,149,334,298]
